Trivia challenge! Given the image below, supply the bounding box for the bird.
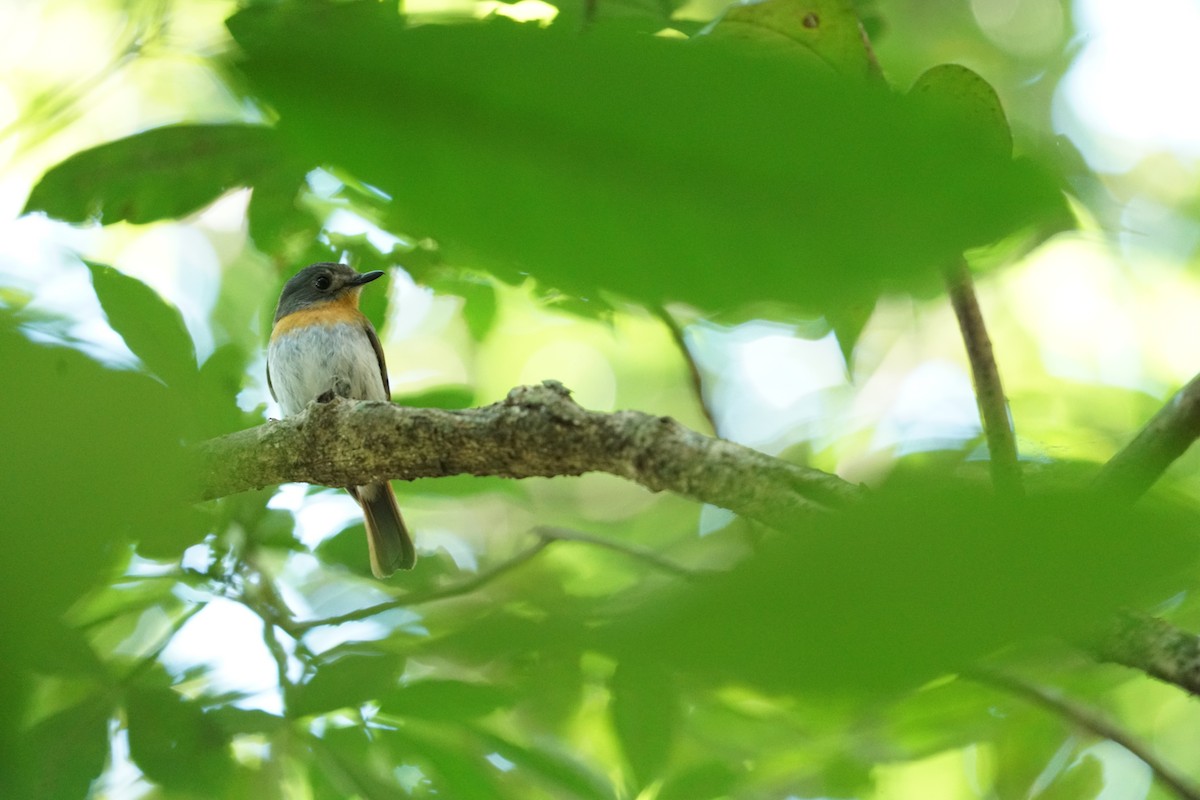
[267,262,416,577]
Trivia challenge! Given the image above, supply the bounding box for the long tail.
[357,482,416,577]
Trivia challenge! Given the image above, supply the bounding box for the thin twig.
[968,667,1200,800]
[1093,371,1200,502]
[655,305,719,435]
[944,258,1023,497]
[290,538,555,632]
[534,525,698,579]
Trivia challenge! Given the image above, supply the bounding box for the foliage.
[6,0,1200,798]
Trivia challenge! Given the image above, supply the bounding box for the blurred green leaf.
[1039,752,1104,800]
[287,650,406,717]
[314,522,372,575]
[658,761,743,800]
[611,660,678,788]
[471,728,617,800]
[226,5,1068,316]
[9,697,110,800]
[908,63,1013,157]
[25,124,282,225]
[380,680,513,720]
[394,384,476,409]
[703,0,881,80]
[606,483,1200,695]
[86,261,197,389]
[126,681,234,793]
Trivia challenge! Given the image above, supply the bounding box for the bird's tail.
[357,482,417,577]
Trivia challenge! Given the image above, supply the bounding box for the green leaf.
[379,680,513,720]
[611,660,678,788]
[86,261,197,389]
[8,698,110,800]
[658,761,742,800]
[287,650,406,717]
[226,6,1067,316]
[607,483,1200,696]
[908,63,1013,158]
[703,0,881,80]
[126,683,234,794]
[472,729,617,800]
[25,124,282,225]
[393,385,476,409]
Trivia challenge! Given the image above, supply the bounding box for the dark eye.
[314,275,332,291]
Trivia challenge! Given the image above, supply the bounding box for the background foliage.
[4,0,1200,798]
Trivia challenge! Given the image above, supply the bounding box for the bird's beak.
[350,270,385,286]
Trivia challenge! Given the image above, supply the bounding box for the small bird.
[267,263,416,577]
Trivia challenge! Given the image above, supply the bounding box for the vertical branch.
[656,305,719,435]
[944,258,1023,497]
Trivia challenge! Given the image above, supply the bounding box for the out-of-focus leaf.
[314,522,373,575]
[658,761,743,800]
[24,124,281,225]
[8,697,110,800]
[227,5,1068,316]
[1038,753,1104,800]
[287,650,406,717]
[394,385,476,409]
[0,317,194,668]
[383,725,504,800]
[909,63,1012,157]
[86,261,197,389]
[703,0,881,80]
[126,682,234,794]
[380,680,513,720]
[605,483,1200,695]
[472,728,617,800]
[195,342,251,438]
[611,659,678,788]
[208,705,285,735]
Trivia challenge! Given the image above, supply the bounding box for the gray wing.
[363,321,390,397]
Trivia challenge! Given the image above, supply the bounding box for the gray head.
[273,263,384,322]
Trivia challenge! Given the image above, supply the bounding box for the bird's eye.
[314,275,333,291]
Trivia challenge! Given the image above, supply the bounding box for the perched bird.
[267,262,416,577]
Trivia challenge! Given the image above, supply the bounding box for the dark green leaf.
[126,683,234,793]
[227,6,1068,316]
[7,698,110,800]
[658,761,742,800]
[607,483,1200,695]
[25,124,281,225]
[379,680,513,720]
[287,650,405,717]
[86,261,197,389]
[611,660,678,788]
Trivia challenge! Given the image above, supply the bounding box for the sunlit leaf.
[25,124,281,225]
[227,4,1068,316]
[86,261,197,389]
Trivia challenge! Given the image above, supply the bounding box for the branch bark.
[1093,371,1200,502]
[195,381,862,526]
[944,258,1023,497]
[1090,609,1200,696]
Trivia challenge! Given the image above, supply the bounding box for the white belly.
[268,322,388,417]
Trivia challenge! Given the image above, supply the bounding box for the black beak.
[350,270,385,286]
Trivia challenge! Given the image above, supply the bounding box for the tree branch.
[944,258,1023,497]
[1089,609,1200,696]
[195,381,862,526]
[969,667,1200,800]
[1093,371,1200,502]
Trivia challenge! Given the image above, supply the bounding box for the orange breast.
[272,296,366,341]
